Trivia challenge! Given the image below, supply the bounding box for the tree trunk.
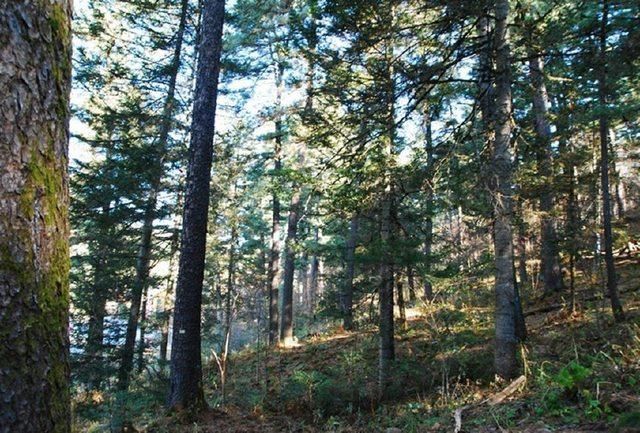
[121,0,189,389]
[396,278,406,330]
[268,62,285,345]
[309,227,320,312]
[279,189,301,345]
[119,198,155,390]
[168,0,225,410]
[379,186,395,393]
[86,256,108,388]
[597,0,624,322]
[529,53,564,295]
[608,134,625,219]
[423,108,435,301]
[491,0,520,379]
[86,159,113,388]
[379,14,396,394]
[160,208,181,364]
[342,215,358,330]
[0,1,72,431]
[136,285,148,373]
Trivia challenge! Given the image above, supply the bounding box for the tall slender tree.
[168,0,226,410]
[118,0,191,391]
[529,52,564,295]
[491,0,520,379]
[597,0,624,322]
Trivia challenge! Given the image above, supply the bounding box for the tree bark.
[168,0,225,410]
[529,53,564,295]
[491,0,520,379]
[0,1,72,431]
[597,0,624,322]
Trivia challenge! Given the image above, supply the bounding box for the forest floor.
[74,255,640,433]
[141,256,640,433]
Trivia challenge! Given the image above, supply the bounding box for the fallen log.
[453,375,526,433]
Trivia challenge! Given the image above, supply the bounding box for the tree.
[597,0,624,322]
[0,1,72,431]
[168,0,225,410]
[491,0,520,379]
[118,0,191,392]
[528,52,564,295]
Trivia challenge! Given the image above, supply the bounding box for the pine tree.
[168,0,226,410]
[0,1,72,431]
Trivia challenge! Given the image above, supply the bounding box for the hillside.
[127,258,640,433]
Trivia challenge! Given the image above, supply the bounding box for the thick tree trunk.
[0,1,72,431]
[342,216,358,330]
[597,0,624,322]
[529,54,564,295]
[168,0,225,410]
[491,0,520,379]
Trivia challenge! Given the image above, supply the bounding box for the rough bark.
[167,0,225,410]
[529,53,564,295]
[491,0,520,379]
[597,0,624,322]
[0,1,72,431]
[342,215,358,330]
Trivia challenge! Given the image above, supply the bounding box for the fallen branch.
[524,286,640,317]
[453,375,526,433]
